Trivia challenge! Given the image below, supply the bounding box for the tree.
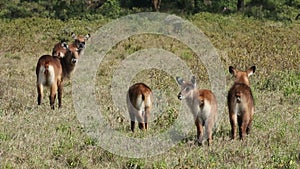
[237,0,244,11]
[152,0,161,11]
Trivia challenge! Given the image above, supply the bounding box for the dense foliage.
[0,0,299,20]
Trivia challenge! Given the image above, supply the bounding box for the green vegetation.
[1,0,300,20]
[0,1,300,168]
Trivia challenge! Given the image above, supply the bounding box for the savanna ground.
[0,12,300,168]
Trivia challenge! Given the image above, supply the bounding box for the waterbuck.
[227,66,256,140]
[36,45,79,109]
[176,76,218,146]
[127,83,153,132]
[52,33,90,57]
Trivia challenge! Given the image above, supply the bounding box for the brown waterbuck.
[36,45,79,109]
[52,33,90,57]
[126,83,153,132]
[227,66,256,140]
[176,76,218,146]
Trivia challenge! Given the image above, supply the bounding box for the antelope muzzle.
[177,92,183,100]
[71,58,78,64]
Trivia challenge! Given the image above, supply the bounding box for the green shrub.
[257,70,300,97]
[97,0,122,18]
[243,0,294,20]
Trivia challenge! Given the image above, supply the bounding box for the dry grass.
[0,13,300,168]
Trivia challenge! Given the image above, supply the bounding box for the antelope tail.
[235,91,241,103]
[44,61,50,76]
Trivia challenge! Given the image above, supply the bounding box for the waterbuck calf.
[52,33,90,57]
[176,76,218,146]
[227,66,256,140]
[36,45,79,109]
[127,83,153,132]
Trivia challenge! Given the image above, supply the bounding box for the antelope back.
[36,55,62,76]
[36,55,62,86]
[128,83,152,110]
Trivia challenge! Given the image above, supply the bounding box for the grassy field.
[0,12,300,168]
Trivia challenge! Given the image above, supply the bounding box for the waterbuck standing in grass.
[176,76,218,146]
[127,83,153,132]
[227,66,256,140]
[36,45,79,109]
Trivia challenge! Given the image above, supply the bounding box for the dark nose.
[71,58,78,64]
[177,93,182,100]
[79,43,85,49]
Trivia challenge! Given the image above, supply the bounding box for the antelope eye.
[185,87,190,91]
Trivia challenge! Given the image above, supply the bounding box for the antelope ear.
[61,42,68,49]
[85,34,90,40]
[229,66,235,75]
[176,77,184,85]
[247,66,256,77]
[191,76,196,87]
[71,32,76,39]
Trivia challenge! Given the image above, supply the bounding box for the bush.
[97,0,122,18]
[0,0,299,20]
[244,0,285,20]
